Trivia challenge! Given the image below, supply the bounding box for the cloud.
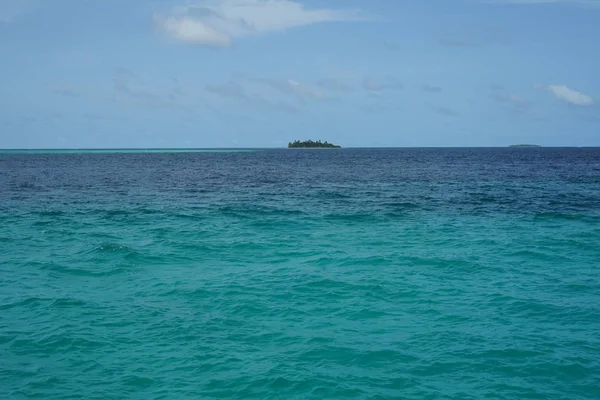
[538,84,594,106]
[157,15,231,46]
[362,76,403,92]
[155,0,362,46]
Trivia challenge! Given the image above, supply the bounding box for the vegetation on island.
[288,140,341,148]
[509,144,542,148]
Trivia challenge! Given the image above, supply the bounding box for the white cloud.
[156,0,361,46]
[158,16,231,46]
[541,84,594,106]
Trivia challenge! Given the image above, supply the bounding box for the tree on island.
[288,140,341,148]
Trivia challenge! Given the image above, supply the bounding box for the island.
[509,144,542,148]
[288,140,341,148]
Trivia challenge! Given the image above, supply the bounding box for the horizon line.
[1,146,598,151]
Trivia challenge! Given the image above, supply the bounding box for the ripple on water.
[1,148,600,399]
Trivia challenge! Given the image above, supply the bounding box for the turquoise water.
[1,148,600,399]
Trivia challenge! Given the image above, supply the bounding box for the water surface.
[1,148,599,399]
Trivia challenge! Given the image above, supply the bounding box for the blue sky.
[0,0,598,148]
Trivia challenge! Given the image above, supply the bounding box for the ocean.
[1,148,599,399]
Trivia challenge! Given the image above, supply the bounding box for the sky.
[0,0,599,148]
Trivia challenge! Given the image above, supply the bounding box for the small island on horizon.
[288,140,341,149]
[509,144,542,148]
